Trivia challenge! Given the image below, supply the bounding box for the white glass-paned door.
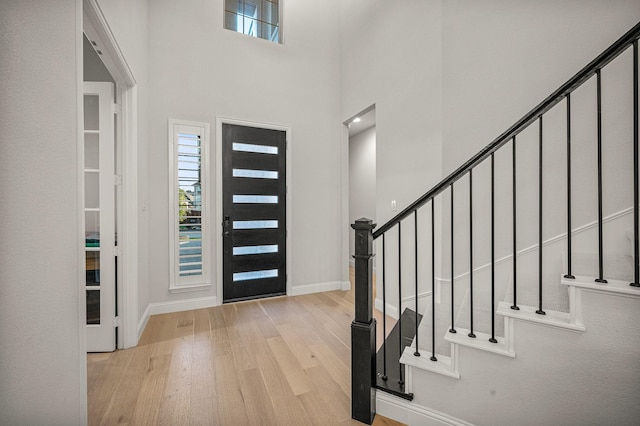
[84,82,116,352]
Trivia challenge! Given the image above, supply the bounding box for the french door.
[83,82,116,352]
[222,124,287,302]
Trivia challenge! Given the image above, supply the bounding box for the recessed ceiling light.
[352,117,361,123]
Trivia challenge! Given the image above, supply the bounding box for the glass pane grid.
[177,131,203,278]
[224,0,279,42]
[177,133,203,277]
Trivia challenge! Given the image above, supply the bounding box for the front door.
[222,124,287,302]
[83,82,116,351]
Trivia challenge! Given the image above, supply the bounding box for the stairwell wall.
[402,1,640,424]
[442,0,640,277]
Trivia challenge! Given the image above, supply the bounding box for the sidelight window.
[169,120,211,290]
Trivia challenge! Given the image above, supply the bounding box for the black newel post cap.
[351,217,376,231]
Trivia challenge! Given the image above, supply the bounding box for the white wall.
[443,0,640,273]
[146,0,343,305]
[340,0,444,228]
[442,0,640,174]
[349,126,377,256]
[0,0,86,423]
[340,0,444,313]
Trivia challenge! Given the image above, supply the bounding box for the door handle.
[223,215,231,237]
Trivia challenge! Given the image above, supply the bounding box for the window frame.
[168,119,211,292]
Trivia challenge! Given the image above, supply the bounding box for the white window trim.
[169,119,211,292]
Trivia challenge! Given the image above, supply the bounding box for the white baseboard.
[137,304,151,341]
[136,282,350,340]
[375,298,399,319]
[148,296,218,316]
[291,281,348,296]
[376,392,473,426]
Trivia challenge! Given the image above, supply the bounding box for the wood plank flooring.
[88,276,403,426]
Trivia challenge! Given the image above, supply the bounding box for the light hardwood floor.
[88,276,401,425]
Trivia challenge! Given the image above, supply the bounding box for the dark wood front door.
[222,123,287,302]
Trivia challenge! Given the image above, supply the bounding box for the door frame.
[216,117,292,304]
[82,0,139,349]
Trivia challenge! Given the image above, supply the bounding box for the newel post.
[351,218,376,424]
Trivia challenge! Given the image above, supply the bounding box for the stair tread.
[444,327,515,358]
[561,274,640,298]
[496,301,585,332]
[400,347,460,379]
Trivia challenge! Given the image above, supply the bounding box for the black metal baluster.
[564,94,575,280]
[596,69,608,284]
[511,136,520,311]
[632,40,640,288]
[490,153,498,343]
[468,170,476,338]
[537,116,546,315]
[450,184,457,333]
[431,199,438,361]
[414,211,420,357]
[398,222,404,385]
[381,233,388,381]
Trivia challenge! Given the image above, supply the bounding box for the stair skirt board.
[402,274,638,383]
[411,250,635,366]
[562,274,640,298]
[401,344,460,380]
[375,308,423,399]
[496,301,586,332]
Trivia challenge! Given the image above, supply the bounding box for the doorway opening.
[347,105,376,262]
[83,0,139,351]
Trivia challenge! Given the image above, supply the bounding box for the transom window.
[224,0,280,43]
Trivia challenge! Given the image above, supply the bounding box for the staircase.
[351,21,640,425]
